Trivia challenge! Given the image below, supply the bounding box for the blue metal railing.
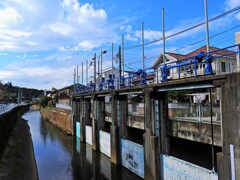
[73,44,240,95]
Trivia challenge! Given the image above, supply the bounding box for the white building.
[152,45,237,83]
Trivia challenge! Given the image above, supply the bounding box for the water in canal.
[22,109,141,180]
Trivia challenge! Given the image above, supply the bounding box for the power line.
[124,24,240,66]
[211,36,236,47]
[124,6,240,50]
[169,24,240,53]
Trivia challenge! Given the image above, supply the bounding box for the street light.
[98,50,107,82]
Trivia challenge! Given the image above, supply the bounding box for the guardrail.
[0,103,27,115]
[73,44,240,95]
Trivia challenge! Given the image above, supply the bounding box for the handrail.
[73,44,240,95]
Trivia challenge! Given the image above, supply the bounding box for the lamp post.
[97,50,107,82]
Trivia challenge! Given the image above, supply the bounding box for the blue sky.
[0,0,239,90]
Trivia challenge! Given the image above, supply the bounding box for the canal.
[22,109,141,180]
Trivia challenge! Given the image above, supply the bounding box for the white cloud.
[124,17,205,44]
[120,25,133,33]
[0,0,117,52]
[0,65,74,89]
[135,29,162,41]
[225,0,240,20]
[125,34,138,41]
[225,0,240,9]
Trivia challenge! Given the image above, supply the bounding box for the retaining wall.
[0,105,29,158]
[40,107,73,135]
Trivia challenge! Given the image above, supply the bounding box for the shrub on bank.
[39,96,55,108]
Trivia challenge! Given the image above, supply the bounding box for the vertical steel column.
[210,88,215,172]
[122,35,125,76]
[142,22,145,70]
[162,8,166,65]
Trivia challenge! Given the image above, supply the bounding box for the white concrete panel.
[99,131,111,157]
[85,125,92,146]
[120,139,144,178]
[76,122,80,138]
[161,154,218,180]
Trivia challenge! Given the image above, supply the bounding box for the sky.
[0,0,239,90]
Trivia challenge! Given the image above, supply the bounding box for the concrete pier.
[217,73,240,180]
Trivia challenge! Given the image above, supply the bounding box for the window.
[109,74,115,79]
[221,62,226,72]
[167,69,170,76]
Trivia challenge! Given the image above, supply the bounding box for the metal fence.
[168,102,220,123]
[73,44,240,95]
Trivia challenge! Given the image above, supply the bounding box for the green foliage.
[168,90,193,103]
[0,81,45,103]
[40,96,52,108]
[47,100,56,108]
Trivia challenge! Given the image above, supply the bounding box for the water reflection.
[22,110,141,180]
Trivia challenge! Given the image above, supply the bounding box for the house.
[152,52,186,82]
[152,45,236,82]
[101,67,120,82]
[50,85,75,110]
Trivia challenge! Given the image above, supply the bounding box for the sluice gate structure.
[72,44,240,180]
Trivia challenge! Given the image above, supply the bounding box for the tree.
[168,90,193,103]
[40,96,52,108]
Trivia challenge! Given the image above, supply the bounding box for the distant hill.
[0,81,47,103]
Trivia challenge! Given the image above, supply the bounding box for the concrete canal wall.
[40,107,73,135]
[0,119,38,180]
[0,105,29,157]
[0,105,38,179]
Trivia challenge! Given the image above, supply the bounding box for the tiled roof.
[186,45,235,58]
[153,45,236,67]
[166,52,186,60]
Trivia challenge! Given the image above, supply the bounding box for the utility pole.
[73,68,76,84]
[86,60,88,85]
[77,66,79,84]
[98,56,100,82]
[142,22,145,69]
[82,62,83,85]
[162,8,166,65]
[112,43,114,79]
[204,0,210,53]
[101,50,103,81]
[118,46,122,79]
[93,53,96,85]
[122,35,124,76]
